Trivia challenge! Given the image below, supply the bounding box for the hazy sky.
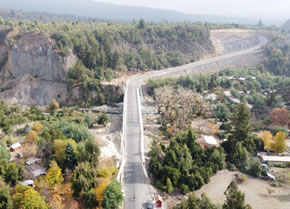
[95,0,290,19]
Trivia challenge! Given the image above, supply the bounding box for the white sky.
[95,0,290,19]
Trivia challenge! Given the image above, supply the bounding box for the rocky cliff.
[0,31,76,105]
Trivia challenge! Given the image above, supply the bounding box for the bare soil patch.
[195,170,290,209]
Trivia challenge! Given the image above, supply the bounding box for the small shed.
[10,143,21,152]
[32,169,47,178]
[26,158,41,166]
[203,135,219,147]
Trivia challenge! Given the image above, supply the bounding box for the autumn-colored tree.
[44,160,64,188]
[258,131,273,151]
[25,130,39,144]
[96,180,109,207]
[12,184,50,209]
[54,139,78,162]
[49,99,60,114]
[270,107,289,126]
[271,132,286,153]
[32,121,44,134]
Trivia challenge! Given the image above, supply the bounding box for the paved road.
[122,36,267,209]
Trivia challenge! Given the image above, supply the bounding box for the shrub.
[235,173,248,183]
[98,113,110,126]
[180,184,190,194]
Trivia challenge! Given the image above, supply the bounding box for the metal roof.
[10,143,21,149]
[262,156,290,162]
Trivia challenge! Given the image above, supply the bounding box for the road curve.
[122,36,267,209]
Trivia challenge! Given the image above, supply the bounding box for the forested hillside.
[264,35,290,76]
[0,17,215,105]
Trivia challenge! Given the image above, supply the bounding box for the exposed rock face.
[211,29,265,55]
[0,74,67,105]
[0,32,76,105]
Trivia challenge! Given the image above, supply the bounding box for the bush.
[227,163,237,171]
[84,115,94,128]
[102,180,124,209]
[98,113,110,126]
[235,173,248,183]
[180,184,190,194]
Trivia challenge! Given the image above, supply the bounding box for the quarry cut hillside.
[0,30,77,105]
[0,26,264,105]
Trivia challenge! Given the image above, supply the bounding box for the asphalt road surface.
[122,36,267,209]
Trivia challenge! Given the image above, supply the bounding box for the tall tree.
[72,162,97,197]
[215,104,230,122]
[137,19,145,29]
[4,163,19,186]
[258,131,273,151]
[44,160,64,188]
[271,132,286,153]
[63,143,77,171]
[12,185,50,209]
[0,180,13,209]
[223,181,252,209]
[102,180,124,209]
[230,103,252,143]
[270,107,289,126]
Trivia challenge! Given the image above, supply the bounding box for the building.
[203,135,219,147]
[260,155,290,163]
[10,143,21,152]
[32,169,47,178]
[26,158,41,166]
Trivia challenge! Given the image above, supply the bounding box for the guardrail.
[117,81,128,182]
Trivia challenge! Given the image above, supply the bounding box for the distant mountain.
[1,0,258,25]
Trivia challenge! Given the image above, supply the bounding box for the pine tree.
[223,181,252,209]
[64,143,77,171]
[230,103,252,143]
[138,19,145,29]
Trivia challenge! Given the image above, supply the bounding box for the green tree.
[0,181,13,209]
[54,139,78,162]
[246,157,262,177]
[166,178,174,194]
[223,181,252,209]
[83,188,98,209]
[72,161,97,197]
[102,180,124,209]
[137,19,145,29]
[44,160,64,188]
[231,142,249,169]
[0,146,10,161]
[199,193,217,209]
[216,104,230,122]
[230,103,252,143]
[252,93,265,108]
[98,113,110,126]
[4,163,19,186]
[84,115,94,128]
[63,143,77,171]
